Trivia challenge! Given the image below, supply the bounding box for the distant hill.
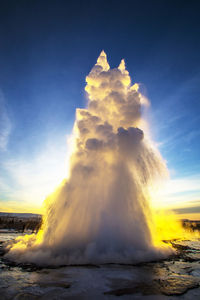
[0,212,41,219]
[0,212,42,232]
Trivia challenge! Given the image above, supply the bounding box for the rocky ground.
[0,232,200,299]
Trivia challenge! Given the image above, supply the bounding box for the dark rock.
[158,275,199,295]
[14,293,38,300]
[104,275,199,296]
[104,281,161,296]
[38,281,71,289]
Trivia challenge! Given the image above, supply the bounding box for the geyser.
[7,51,176,265]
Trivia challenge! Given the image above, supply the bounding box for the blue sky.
[0,0,200,217]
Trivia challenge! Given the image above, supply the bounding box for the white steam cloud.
[6,51,172,265]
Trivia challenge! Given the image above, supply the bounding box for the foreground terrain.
[0,230,200,300]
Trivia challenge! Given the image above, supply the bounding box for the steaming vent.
[6,51,178,265]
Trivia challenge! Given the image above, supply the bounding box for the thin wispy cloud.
[155,174,200,210]
[151,74,200,149]
[0,90,11,151]
[0,137,70,212]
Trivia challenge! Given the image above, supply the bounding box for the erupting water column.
[7,51,173,265]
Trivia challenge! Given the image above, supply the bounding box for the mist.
[6,51,174,265]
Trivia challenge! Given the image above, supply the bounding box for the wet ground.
[0,232,200,299]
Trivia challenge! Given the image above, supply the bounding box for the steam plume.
[7,51,175,265]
